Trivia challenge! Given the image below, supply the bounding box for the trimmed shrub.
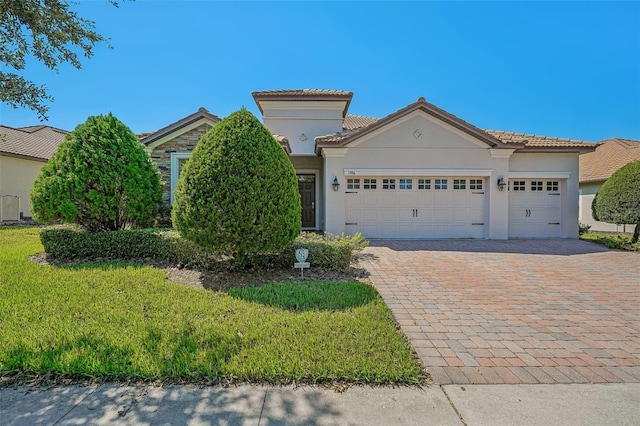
[172,109,301,266]
[592,160,640,243]
[39,228,368,271]
[256,232,369,270]
[39,226,216,269]
[578,222,592,235]
[31,113,163,231]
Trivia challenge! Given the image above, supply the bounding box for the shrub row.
[39,226,216,269]
[39,227,368,270]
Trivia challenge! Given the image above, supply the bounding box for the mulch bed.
[29,252,372,292]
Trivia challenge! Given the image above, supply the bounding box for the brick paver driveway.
[360,239,640,385]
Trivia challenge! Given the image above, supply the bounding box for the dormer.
[252,89,353,155]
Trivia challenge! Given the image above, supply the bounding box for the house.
[0,125,68,221]
[579,138,640,232]
[144,89,596,239]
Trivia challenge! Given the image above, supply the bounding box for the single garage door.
[345,177,485,239]
[509,179,561,238]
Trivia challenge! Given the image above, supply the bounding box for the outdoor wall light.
[497,176,507,191]
[332,176,340,191]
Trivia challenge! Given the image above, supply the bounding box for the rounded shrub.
[172,108,301,266]
[31,113,162,231]
[592,160,640,243]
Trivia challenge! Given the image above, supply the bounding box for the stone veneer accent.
[149,123,214,203]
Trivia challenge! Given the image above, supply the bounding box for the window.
[435,179,448,190]
[399,178,413,189]
[453,179,466,190]
[547,181,559,191]
[363,178,377,189]
[382,179,396,189]
[347,178,360,190]
[513,181,526,191]
[418,179,431,190]
[469,179,483,190]
[531,181,543,191]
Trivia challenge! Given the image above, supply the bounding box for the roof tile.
[252,89,353,97]
[0,125,68,160]
[343,114,378,130]
[579,138,640,182]
[485,130,596,149]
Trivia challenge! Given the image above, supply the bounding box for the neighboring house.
[0,125,68,221]
[579,138,640,232]
[146,89,596,239]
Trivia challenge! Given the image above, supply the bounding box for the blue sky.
[2,1,639,142]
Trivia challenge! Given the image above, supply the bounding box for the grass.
[0,227,424,385]
[580,231,640,251]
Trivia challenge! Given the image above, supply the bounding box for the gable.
[144,116,218,152]
[344,110,492,151]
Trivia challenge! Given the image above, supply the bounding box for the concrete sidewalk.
[1,383,638,425]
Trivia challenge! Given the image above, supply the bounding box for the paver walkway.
[360,239,640,385]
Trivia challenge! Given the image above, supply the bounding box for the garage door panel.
[345,176,486,239]
[360,193,381,207]
[381,209,398,221]
[508,179,562,238]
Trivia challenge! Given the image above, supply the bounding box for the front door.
[298,175,316,228]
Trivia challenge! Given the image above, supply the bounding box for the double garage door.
[345,176,486,239]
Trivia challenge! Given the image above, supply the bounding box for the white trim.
[489,148,516,158]
[322,148,348,158]
[170,153,191,203]
[508,171,571,179]
[297,169,320,231]
[145,117,216,152]
[343,168,493,177]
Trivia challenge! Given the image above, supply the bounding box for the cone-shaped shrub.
[172,108,301,266]
[592,160,640,243]
[31,113,162,231]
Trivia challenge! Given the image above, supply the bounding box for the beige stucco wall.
[321,112,582,239]
[261,100,345,155]
[323,111,513,239]
[579,181,634,232]
[0,154,46,219]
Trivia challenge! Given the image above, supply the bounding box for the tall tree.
[592,160,640,243]
[0,0,121,120]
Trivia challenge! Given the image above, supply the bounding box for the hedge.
[38,227,368,271]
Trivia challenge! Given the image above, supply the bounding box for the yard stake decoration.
[294,248,310,278]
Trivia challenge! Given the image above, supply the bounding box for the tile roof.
[140,107,221,145]
[252,89,353,97]
[316,97,511,151]
[0,125,68,161]
[485,130,596,149]
[579,138,640,183]
[252,89,354,117]
[343,114,378,130]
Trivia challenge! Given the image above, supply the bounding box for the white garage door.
[509,179,562,238]
[345,177,485,239]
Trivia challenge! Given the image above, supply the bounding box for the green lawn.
[580,231,639,251]
[0,227,424,385]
